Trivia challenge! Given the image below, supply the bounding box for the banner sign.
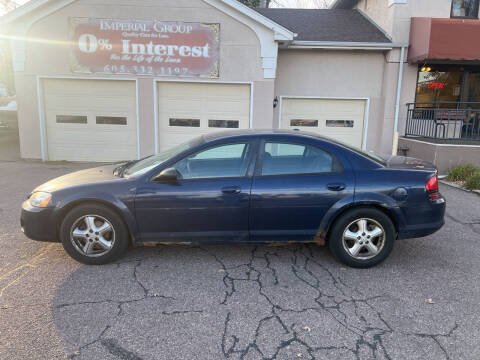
[69,18,220,77]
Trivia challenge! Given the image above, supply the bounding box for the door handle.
[221,186,241,194]
[327,183,346,192]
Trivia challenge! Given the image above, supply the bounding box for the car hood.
[382,155,437,171]
[33,165,120,193]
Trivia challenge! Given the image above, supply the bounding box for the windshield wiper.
[114,160,138,177]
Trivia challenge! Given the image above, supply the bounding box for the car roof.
[202,129,335,143]
[201,129,384,167]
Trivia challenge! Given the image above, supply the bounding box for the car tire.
[60,203,129,265]
[328,207,395,268]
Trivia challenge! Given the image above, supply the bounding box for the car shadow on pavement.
[51,242,459,360]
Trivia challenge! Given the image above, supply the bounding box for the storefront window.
[468,73,480,102]
[451,0,479,18]
[415,65,480,109]
[416,66,463,106]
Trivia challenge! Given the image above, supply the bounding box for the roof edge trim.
[356,9,393,42]
[219,0,295,40]
[0,0,295,41]
[0,0,51,24]
[289,40,405,50]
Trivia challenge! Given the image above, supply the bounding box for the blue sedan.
[21,130,445,268]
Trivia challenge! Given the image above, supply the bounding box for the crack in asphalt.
[60,258,201,359]
[101,338,144,360]
[55,240,459,360]
[67,324,113,360]
[204,245,458,360]
[445,213,480,236]
[409,323,459,360]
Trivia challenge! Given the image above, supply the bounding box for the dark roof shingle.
[255,8,391,43]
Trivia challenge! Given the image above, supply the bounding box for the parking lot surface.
[1,160,480,360]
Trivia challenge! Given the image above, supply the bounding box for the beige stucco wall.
[356,0,452,43]
[393,0,452,43]
[274,49,389,153]
[13,0,275,159]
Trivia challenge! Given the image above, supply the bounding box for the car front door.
[249,139,354,242]
[135,141,256,243]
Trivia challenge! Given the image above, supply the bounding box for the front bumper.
[20,201,58,242]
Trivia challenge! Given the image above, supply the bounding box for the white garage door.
[157,82,250,151]
[281,98,366,148]
[43,79,137,162]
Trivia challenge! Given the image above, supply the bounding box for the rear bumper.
[397,197,446,240]
[397,218,445,239]
[20,201,58,242]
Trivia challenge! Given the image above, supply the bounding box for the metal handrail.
[404,102,480,141]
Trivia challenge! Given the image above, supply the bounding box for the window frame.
[289,119,319,127]
[169,118,201,127]
[254,139,344,178]
[450,0,480,19]
[208,119,240,128]
[96,116,128,125]
[55,115,88,124]
[152,140,258,182]
[326,120,354,128]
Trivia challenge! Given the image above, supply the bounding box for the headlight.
[29,192,52,208]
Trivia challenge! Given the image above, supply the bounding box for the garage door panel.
[159,102,202,111]
[157,82,250,152]
[281,98,366,148]
[47,145,136,162]
[45,97,96,113]
[92,99,135,111]
[46,129,136,145]
[205,102,247,114]
[45,83,135,97]
[43,79,137,162]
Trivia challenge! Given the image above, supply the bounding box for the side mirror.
[153,167,180,182]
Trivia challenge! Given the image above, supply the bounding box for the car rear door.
[249,138,355,242]
[135,140,257,243]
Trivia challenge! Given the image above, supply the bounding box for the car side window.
[174,142,251,180]
[261,141,342,176]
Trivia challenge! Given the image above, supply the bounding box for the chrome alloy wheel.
[342,218,385,260]
[70,215,115,257]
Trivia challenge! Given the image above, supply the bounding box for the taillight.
[426,174,438,191]
[426,173,439,200]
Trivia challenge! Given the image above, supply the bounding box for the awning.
[408,17,480,63]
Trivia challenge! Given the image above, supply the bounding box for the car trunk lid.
[382,155,437,172]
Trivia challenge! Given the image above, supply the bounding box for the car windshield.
[124,137,203,176]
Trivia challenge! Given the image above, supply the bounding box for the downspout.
[392,45,407,155]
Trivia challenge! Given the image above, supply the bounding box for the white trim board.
[36,75,140,161]
[288,41,401,50]
[388,0,408,7]
[400,137,480,148]
[153,79,254,154]
[277,95,371,151]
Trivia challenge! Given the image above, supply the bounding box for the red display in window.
[428,82,445,89]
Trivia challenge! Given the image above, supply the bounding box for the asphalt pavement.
[1,157,480,360]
